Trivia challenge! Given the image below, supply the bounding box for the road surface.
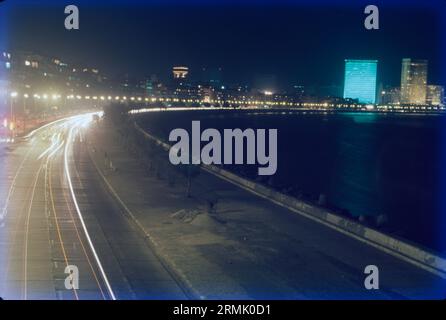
[0,113,187,300]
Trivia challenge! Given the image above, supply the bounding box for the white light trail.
[24,117,69,139]
[37,133,62,160]
[64,116,116,300]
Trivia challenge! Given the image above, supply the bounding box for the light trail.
[24,112,100,139]
[60,166,107,300]
[47,139,64,159]
[24,117,71,139]
[63,116,116,300]
[37,132,62,160]
[0,147,34,221]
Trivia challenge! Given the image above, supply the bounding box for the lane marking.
[23,164,44,300]
[48,158,79,300]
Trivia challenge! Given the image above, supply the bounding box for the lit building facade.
[400,58,428,105]
[426,85,444,106]
[343,59,378,104]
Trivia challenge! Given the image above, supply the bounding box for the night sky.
[2,0,446,90]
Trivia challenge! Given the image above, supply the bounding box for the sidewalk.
[86,120,446,299]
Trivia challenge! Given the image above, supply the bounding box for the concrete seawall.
[133,121,446,278]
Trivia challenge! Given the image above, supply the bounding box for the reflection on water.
[137,110,446,253]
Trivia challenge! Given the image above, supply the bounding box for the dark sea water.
[135,110,446,253]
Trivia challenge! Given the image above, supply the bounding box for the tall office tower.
[400,59,428,105]
[426,85,444,106]
[343,59,378,104]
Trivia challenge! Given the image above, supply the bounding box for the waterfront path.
[86,119,446,299]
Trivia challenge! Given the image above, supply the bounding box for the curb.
[133,122,446,279]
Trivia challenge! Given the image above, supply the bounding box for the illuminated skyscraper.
[400,59,428,105]
[343,59,378,104]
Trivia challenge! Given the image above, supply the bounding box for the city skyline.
[2,47,444,110]
[3,1,444,90]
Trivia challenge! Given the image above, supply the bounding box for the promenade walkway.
[86,119,446,299]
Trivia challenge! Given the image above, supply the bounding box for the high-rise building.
[400,59,428,105]
[426,85,444,106]
[380,87,400,105]
[343,59,378,104]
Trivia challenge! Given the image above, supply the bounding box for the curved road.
[0,113,187,300]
